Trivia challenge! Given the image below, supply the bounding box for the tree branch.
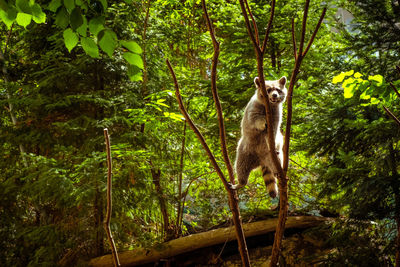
[166,58,251,267]
[238,0,261,53]
[103,129,120,267]
[383,105,400,127]
[261,0,276,54]
[291,18,297,60]
[166,60,230,190]
[244,0,260,46]
[202,0,235,183]
[302,8,327,57]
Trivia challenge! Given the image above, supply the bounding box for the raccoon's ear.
[254,77,261,88]
[279,76,287,87]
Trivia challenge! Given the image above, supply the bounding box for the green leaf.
[63,28,78,52]
[88,16,104,36]
[55,7,69,29]
[368,75,384,86]
[64,0,75,13]
[120,40,142,54]
[123,52,144,69]
[16,0,31,13]
[343,78,357,99]
[127,65,142,81]
[48,0,62,12]
[98,30,117,57]
[370,97,380,105]
[70,8,83,30]
[354,72,363,79]
[99,0,107,11]
[76,16,87,36]
[332,70,355,84]
[31,4,46,24]
[0,7,17,29]
[16,12,31,27]
[81,37,99,58]
[360,91,371,100]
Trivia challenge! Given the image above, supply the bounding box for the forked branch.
[238,0,326,266]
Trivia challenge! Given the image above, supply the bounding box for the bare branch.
[291,18,297,60]
[201,0,235,183]
[103,128,120,267]
[390,82,400,99]
[244,0,260,45]
[261,0,276,54]
[238,0,261,53]
[298,0,310,56]
[383,105,400,127]
[302,8,327,57]
[166,59,231,191]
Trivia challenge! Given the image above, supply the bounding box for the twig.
[390,82,400,99]
[383,106,400,127]
[291,18,297,60]
[103,129,121,267]
[167,57,251,266]
[302,8,327,57]
[202,0,235,184]
[244,0,260,46]
[261,0,276,54]
[166,60,230,191]
[270,2,325,265]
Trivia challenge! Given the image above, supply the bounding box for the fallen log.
[89,216,330,267]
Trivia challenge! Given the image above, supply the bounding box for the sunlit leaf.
[16,12,31,27]
[63,28,78,52]
[123,52,144,69]
[81,37,99,58]
[89,16,105,36]
[98,30,117,57]
[120,40,142,54]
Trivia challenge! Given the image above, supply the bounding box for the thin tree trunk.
[141,0,151,96]
[103,129,120,267]
[176,121,187,237]
[0,26,28,167]
[151,166,173,240]
[94,177,105,256]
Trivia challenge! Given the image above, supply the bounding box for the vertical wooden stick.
[103,128,120,267]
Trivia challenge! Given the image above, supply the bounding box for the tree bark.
[89,216,329,267]
[103,129,120,266]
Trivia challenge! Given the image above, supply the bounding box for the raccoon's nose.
[272,93,278,98]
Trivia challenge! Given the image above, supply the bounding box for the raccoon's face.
[254,76,287,105]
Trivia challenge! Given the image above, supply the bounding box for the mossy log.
[90,216,329,267]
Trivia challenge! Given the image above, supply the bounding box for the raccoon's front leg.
[261,165,278,198]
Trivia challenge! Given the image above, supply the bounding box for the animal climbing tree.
[167,0,326,266]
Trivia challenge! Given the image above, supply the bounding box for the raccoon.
[231,76,287,198]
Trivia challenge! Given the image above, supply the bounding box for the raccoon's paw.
[229,183,244,190]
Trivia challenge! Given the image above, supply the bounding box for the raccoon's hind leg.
[262,165,278,198]
[232,151,259,190]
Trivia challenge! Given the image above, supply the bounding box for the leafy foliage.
[0,0,399,265]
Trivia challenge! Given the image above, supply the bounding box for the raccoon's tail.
[262,166,278,199]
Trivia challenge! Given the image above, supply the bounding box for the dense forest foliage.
[1,0,399,266]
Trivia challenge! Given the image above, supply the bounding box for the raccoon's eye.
[267,88,272,94]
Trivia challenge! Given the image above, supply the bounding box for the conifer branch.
[103,128,120,267]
